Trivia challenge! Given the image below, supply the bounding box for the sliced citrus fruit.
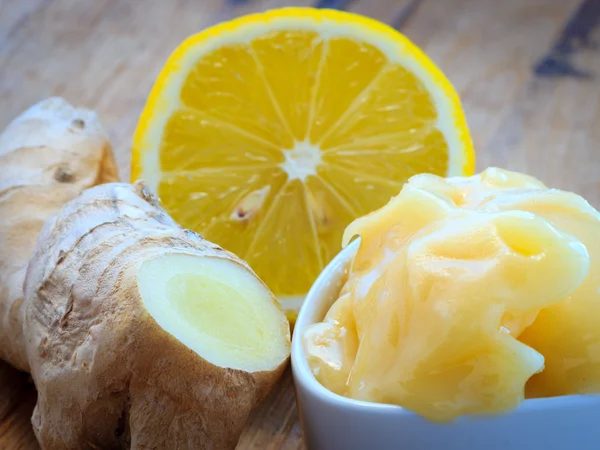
[131,7,474,321]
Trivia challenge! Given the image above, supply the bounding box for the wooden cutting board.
[1,0,599,448]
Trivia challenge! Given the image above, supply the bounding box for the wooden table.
[1,0,599,448]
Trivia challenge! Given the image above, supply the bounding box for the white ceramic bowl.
[291,239,600,450]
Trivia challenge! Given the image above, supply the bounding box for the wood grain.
[1,0,599,448]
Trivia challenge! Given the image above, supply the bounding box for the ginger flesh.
[304,167,598,422]
[139,253,289,372]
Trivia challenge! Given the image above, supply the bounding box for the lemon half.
[132,8,474,320]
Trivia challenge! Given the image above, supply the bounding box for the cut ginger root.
[0,99,290,450]
[25,182,290,449]
[304,171,592,422]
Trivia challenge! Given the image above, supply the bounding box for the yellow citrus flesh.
[132,8,474,318]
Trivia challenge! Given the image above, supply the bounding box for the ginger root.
[0,97,118,371]
[0,99,291,449]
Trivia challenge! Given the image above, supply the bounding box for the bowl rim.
[290,238,600,417]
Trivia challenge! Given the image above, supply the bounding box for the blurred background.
[1,0,599,448]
